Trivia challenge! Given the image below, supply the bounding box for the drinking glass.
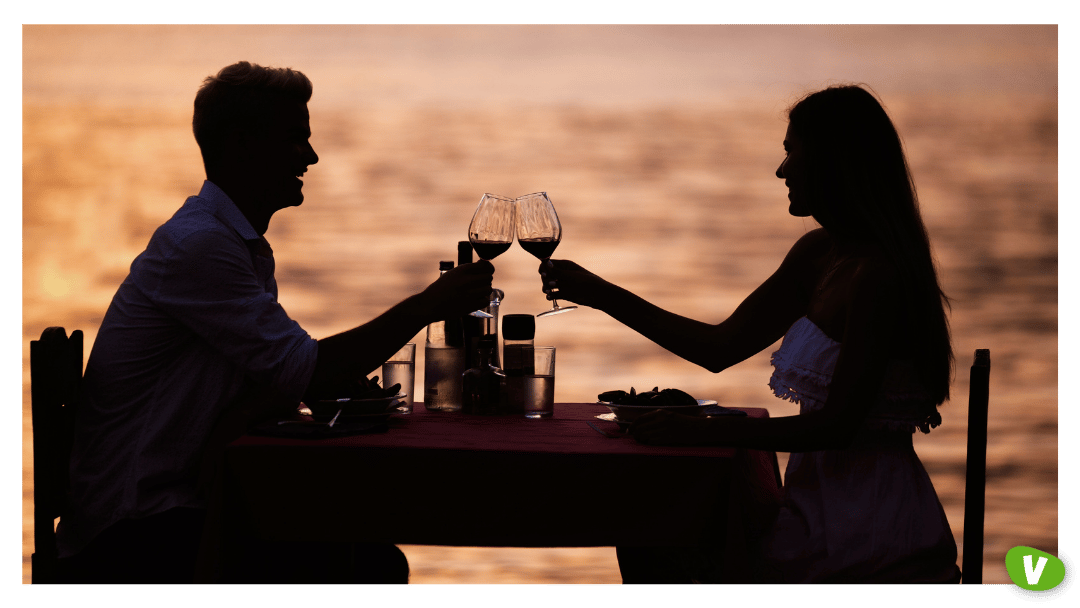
[515,192,576,317]
[523,346,556,418]
[381,343,416,413]
[467,193,516,318]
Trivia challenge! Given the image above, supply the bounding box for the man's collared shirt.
[57,181,318,557]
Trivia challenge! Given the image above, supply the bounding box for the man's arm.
[305,261,494,400]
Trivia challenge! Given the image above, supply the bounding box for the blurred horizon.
[23,25,1056,108]
[20,24,1059,588]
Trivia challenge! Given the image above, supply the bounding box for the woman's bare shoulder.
[791,227,832,253]
[776,228,833,285]
[779,228,832,269]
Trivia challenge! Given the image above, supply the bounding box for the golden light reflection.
[40,263,74,299]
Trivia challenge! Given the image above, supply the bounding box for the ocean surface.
[20,25,1058,586]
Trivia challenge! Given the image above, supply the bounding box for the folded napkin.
[248,418,389,439]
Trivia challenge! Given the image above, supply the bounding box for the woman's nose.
[776,159,785,179]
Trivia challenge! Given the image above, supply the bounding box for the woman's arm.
[542,228,831,372]
[629,255,903,452]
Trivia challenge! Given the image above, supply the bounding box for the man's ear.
[216,125,259,173]
[221,125,245,155]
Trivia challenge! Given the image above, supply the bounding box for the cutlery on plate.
[328,409,342,428]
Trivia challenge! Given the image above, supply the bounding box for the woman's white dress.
[756,316,959,583]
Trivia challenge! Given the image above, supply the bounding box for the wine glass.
[467,193,516,318]
[516,192,576,317]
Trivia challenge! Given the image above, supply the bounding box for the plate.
[310,406,406,424]
[598,399,717,424]
[308,393,406,420]
[316,391,406,403]
[333,409,403,423]
[595,412,631,429]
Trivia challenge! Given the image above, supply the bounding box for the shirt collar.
[197,180,261,243]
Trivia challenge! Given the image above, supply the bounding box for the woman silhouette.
[540,84,960,583]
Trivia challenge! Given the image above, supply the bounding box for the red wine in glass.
[518,237,559,260]
[467,193,516,318]
[515,192,576,317]
[471,240,513,260]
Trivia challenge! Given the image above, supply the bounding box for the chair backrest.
[961,349,990,584]
[30,327,83,584]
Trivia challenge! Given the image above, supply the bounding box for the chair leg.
[961,349,990,584]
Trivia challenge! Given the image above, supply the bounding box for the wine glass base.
[537,306,577,318]
[469,310,495,318]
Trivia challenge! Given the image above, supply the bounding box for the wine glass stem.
[545,258,561,308]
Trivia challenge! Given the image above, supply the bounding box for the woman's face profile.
[776,123,812,218]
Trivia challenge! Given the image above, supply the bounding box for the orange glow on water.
[20,25,1058,585]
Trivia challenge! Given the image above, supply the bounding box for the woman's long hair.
[788,84,953,407]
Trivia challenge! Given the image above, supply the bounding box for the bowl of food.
[306,377,405,422]
[597,387,716,424]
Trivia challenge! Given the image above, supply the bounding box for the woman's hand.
[628,409,716,446]
[537,259,610,309]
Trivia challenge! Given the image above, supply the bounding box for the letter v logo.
[1006,546,1065,591]
[1023,554,1047,585]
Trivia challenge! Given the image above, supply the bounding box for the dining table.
[196,402,781,582]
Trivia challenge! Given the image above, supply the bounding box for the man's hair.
[192,61,313,171]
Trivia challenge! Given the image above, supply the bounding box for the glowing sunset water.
[22,25,1057,584]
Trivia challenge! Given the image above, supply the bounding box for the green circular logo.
[1005,546,1065,591]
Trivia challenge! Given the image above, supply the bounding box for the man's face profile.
[239,100,319,214]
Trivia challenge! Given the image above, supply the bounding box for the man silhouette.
[54,61,493,583]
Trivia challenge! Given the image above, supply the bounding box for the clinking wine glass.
[467,193,516,318]
[516,192,576,317]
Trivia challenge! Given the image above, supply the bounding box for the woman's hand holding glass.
[516,192,576,317]
[536,258,609,311]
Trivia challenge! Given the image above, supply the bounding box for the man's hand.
[420,260,494,320]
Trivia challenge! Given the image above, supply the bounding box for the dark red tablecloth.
[199,403,779,581]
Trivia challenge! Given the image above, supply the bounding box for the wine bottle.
[462,337,501,415]
[458,241,485,370]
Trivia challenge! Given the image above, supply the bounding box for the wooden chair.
[30,327,83,584]
[961,349,990,584]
